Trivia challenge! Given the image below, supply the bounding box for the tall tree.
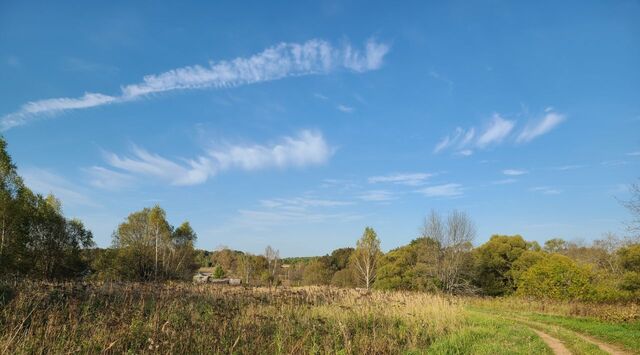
[623,180,640,239]
[421,210,475,293]
[351,227,381,290]
[473,235,532,296]
[0,136,27,273]
[264,245,280,286]
[113,205,194,281]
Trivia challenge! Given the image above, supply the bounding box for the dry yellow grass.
[0,282,465,354]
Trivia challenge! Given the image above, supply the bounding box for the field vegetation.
[1,135,640,353]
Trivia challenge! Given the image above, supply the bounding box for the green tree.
[351,227,381,290]
[618,244,640,292]
[302,258,331,285]
[473,235,532,296]
[112,205,196,281]
[543,238,568,254]
[0,136,28,274]
[375,237,440,291]
[212,264,225,279]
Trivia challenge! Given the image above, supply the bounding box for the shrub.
[517,254,595,301]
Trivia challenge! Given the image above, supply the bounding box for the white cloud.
[517,111,566,143]
[627,151,640,157]
[434,109,565,154]
[493,178,517,185]
[358,190,396,202]
[21,168,98,207]
[229,193,362,230]
[476,114,515,148]
[434,115,515,153]
[259,197,353,211]
[98,130,333,186]
[1,38,390,130]
[368,172,433,186]
[85,166,134,190]
[551,164,587,171]
[417,183,464,197]
[337,104,354,113]
[1,93,116,130]
[530,186,562,195]
[502,169,528,176]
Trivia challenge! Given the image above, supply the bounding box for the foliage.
[0,137,95,279]
[212,264,225,279]
[473,235,532,296]
[351,227,381,289]
[375,237,440,292]
[110,206,197,281]
[516,254,595,301]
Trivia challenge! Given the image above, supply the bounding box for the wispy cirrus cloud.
[259,197,353,211]
[530,186,562,195]
[368,172,433,186]
[493,178,517,185]
[477,114,515,148]
[1,38,390,130]
[85,166,135,190]
[337,104,354,113]
[358,190,396,202]
[434,114,514,154]
[95,130,333,186]
[434,109,565,155]
[417,183,464,197]
[502,169,528,176]
[551,164,587,171]
[229,194,362,230]
[21,168,99,207]
[517,109,566,143]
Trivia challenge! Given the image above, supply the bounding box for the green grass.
[427,311,551,354]
[470,308,607,355]
[526,313,640,353]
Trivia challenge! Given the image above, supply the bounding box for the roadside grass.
[470,308,607,355]
[525,313,640,353]
[468,297,640,354]
[427,310,552,355]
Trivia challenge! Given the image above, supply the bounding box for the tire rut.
[506,314,631,355]
[531,328,571,355]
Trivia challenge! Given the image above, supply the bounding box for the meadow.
[1,282,639,354]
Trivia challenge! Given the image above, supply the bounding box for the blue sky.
[1,1,639,256]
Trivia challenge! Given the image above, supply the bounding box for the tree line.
[1,135,639,302]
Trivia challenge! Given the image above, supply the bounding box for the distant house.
[193,272,242,285]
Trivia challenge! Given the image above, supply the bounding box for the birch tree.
[351,227,381,290]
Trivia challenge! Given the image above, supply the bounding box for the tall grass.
[0,282,464,354]
[467,296,640,323]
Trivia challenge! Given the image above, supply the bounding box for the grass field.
[1,282,638,354]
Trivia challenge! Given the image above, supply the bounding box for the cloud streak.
[517,110,566,143]
[368,172,433,186]
[417,183,464,197]
[96,130,333,186]
[2,38,390,130]
[502,169,528,176]
[434,109,565,154]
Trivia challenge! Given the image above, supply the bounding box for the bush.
[517,254,595,301]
